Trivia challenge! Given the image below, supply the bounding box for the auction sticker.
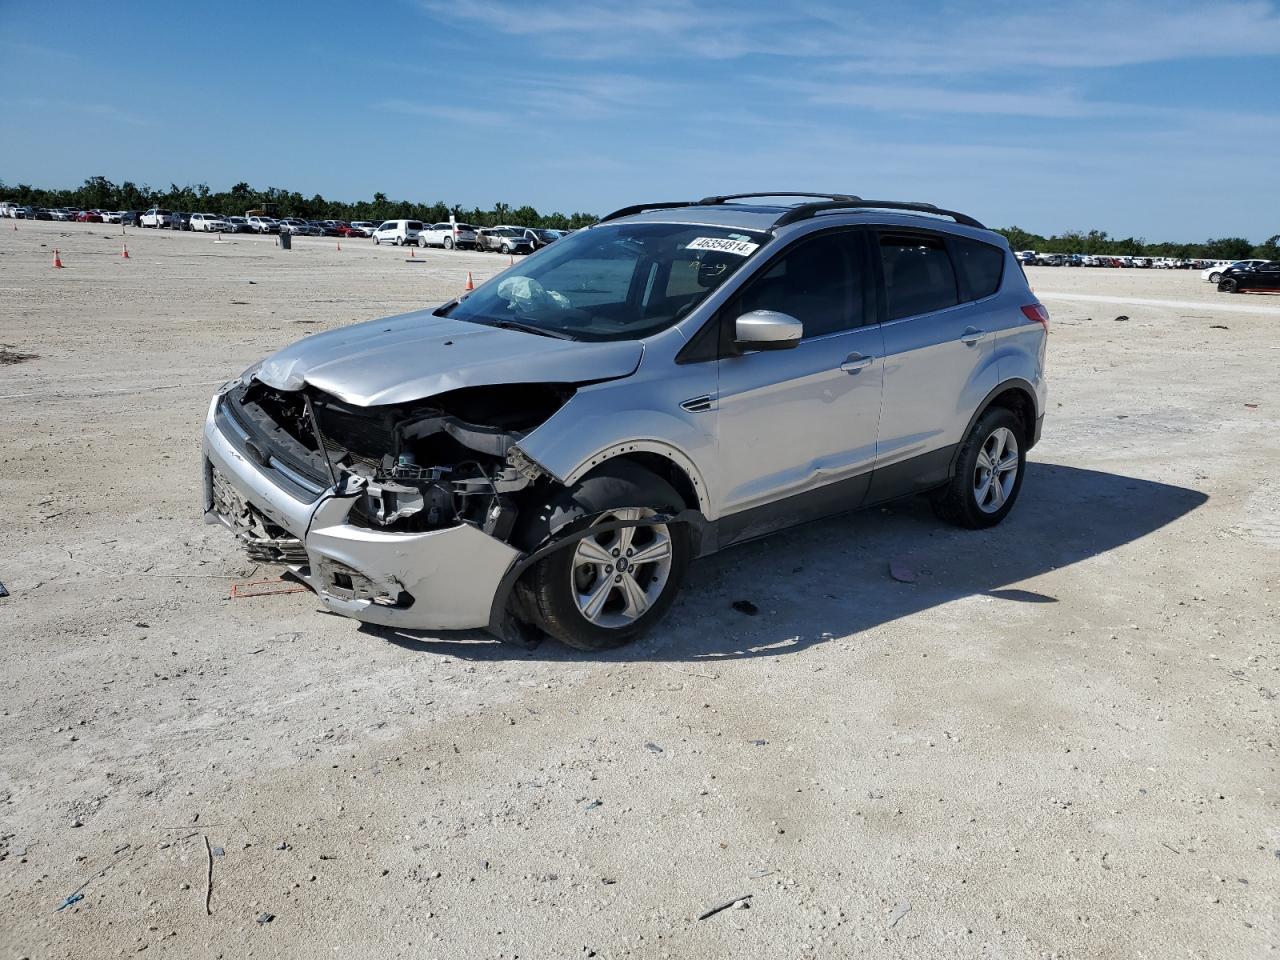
[686,237,760,256]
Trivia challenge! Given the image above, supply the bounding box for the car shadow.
[359,462,1207,663]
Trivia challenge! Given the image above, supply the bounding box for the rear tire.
[443,237,454,250]
[1209,271,1222,283]
[1218,278,1238,293]
[933,407,1027,529]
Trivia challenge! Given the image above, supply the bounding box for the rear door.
[714,228,884,530]
[871,230,999,492]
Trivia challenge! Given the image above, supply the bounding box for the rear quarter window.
[950,236,1005,301]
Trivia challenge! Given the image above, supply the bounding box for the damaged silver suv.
[204,193,1048,649]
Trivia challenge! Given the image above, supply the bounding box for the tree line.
[0,176,599,231]
[3,176,1277,260]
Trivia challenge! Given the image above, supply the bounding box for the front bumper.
[202,396,521,630]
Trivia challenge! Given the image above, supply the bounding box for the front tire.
[526,467,690,650]
[1218,277,1238,293]
[933,407,1026,529]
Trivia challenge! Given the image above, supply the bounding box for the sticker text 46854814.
[685,237,760,257]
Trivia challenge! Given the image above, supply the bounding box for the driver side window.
[734,231,865,338]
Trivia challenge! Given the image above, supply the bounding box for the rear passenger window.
[736,232,865,338]
[950,236,1005,300]
[878,234,958,320]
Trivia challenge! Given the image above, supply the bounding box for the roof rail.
[698,191,863,204]
[774,200,984,229]
[598,201,700,223]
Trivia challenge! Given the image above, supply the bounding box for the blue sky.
[2,0,1278,240]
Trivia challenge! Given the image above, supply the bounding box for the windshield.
[439,221,768,342]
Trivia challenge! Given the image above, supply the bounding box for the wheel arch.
[950,380,1040,475]
[560,441,712,518]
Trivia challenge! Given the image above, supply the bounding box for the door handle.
[840,353,873,373]
[959,327,986,345]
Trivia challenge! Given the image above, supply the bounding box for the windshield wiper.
[491,319,576,340]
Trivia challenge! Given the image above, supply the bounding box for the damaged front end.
[203,376,567,631]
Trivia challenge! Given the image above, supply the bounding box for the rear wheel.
[1208,271,1222,283]
[443,237,454,250]
[1218,277,1238,293]
[933,407,1026,529]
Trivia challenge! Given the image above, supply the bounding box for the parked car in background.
[346,221,376,237]
[1202,259,1266,283]
[372,219,424,245]
[49,208,75,221]
[247,215,279,233]
[1015,250,1036,265]
[475,226,535,255]
[170,212,193,231]
[277,218,308,235]
[121,211,143,227]
[1217,261,1280,294]
[76,210,103,223]
[223,216,252,233]
[101,210,122,224]
[310,221,339,237]
[418,221,477,249]
[337,222,366,237]
[497,226,561,250]
[30,208,52,220]
[190,212,229,232]
[141,208,171,228]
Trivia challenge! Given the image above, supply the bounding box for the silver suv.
[203,193,1048,650]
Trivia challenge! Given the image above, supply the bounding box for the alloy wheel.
[973,427,1019,514]
[570,509,673,628]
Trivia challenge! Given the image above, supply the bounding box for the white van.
[372,220,424,246]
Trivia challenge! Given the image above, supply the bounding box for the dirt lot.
[0,220,1276,959]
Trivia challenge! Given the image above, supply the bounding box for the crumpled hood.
[254,308,643,407]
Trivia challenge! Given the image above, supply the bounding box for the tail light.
[1021,303,1050,333]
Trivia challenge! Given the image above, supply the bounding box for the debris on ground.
[0,580,8,598]
[256,912,275,925]
[0,347,39,365]
[698,893,752,920]
[889,559,917,583]
[1114,315,1129,321]
[230,578,308,599]
[731,600,759,616]
[56,892,83,912]
[1210,324,1229,329]
[889,902,912,927]
[645,742,663,754]
[204,836,215,915]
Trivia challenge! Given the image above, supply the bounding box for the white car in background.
[140,208,173,228]
[100,210,123,224]
[1201,259,1266,283]
[372,219,424,245]
[418,221,477,250]
[247,216,279,234]
[190,213,229,232]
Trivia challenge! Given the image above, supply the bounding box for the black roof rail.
[774,200,984,229]
[598,201,700,223]
[698,191,863,204]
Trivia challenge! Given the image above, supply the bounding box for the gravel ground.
[0,220,1276,959]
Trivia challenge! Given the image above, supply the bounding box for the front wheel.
[1218,277,1238,293]
[933,407,1026,529]
[530,508,689,650]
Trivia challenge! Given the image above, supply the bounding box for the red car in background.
[76,210,104,223]
[336,222,363,237]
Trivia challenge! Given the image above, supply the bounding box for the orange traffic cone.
[121,243,130,259]
[53,248,64,268]
[464,272,475,291]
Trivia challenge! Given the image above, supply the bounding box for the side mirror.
[734,310,803,351]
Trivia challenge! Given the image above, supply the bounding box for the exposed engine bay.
[222,379,568,541]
